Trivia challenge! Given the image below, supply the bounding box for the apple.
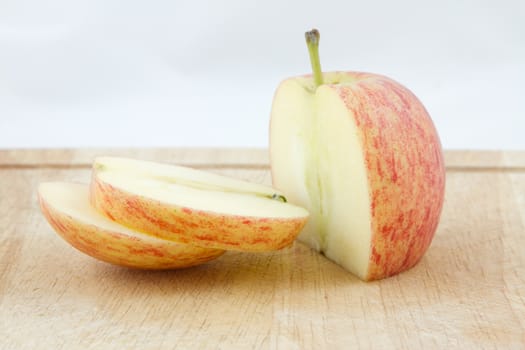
[89,157,309,251]
[38,182,225,269]
[269,29,446,280]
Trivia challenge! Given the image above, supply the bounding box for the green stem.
[305,29,323,87]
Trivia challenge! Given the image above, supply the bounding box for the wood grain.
[0,149,524,349]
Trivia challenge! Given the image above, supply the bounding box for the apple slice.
[39,182,225,269]
[269,30,446,280]
[90,157,309,251]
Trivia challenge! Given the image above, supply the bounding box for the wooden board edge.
[1,148,524,170]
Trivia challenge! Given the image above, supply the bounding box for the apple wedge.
[39,182,225,269]
[269,30,446,280]
[90,157,309,251]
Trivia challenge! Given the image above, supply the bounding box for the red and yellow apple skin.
[90,176,309,252]
[341,73,445,280]
[39,184,225,270]
[270,71,445,281]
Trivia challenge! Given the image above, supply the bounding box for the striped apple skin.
[90,175,308,252]
[334,74,445,280]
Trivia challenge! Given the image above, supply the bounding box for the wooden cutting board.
[0,149,524,349]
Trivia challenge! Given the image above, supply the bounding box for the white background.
[1,0,524,149]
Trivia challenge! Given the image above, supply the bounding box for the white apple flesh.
[90,157,309,251]
[270,30,445,281]
[39,182,225,269]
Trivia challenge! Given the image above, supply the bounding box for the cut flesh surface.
[39,182,224,269]
[91,157,309,251]
[94,157,306,218]
[270,73,373,279]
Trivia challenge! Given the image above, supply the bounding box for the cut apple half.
[90,157,309,251]
[39,182,225,269]
[269,30,445,280]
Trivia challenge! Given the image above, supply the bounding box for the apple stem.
[305,29,323,87]
[271,193,287,203]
